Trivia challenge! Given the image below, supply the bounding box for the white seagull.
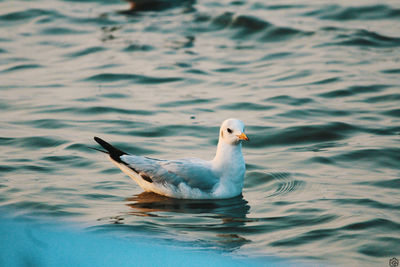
[93,118,249,199]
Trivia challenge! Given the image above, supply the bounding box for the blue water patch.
[0,217,275,267]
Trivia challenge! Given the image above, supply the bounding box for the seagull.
[93,118,249,199]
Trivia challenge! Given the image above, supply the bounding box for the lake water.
[1,0,399,266]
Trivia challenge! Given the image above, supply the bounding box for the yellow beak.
[237,132,249,141]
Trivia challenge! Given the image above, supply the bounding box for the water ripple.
[341,218,400,231]
[331,29,400,48]
[198,12,312,42]
[84,73,183,83]
[333,148,400,168]
[318,84,390,98]
[1,64,43,73]
[309,4,400,21]
[357,178,400,189]
[0,136,67,149]
[0,8,59,22]
[250,122,356,148]
[40,26,89,35]
[65,46,107,57]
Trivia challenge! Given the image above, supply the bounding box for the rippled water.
[1,0,400,265]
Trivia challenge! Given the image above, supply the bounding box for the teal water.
[1,0,400,265]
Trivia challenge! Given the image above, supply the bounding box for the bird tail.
[92,137,127,163]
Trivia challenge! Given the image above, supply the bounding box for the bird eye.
[227,128,232,134]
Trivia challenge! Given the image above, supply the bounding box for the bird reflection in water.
[124,192,253,251]
[126,192,249,217]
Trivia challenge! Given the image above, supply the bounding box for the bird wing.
[120,155,219,192]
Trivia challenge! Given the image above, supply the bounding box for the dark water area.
[1,0,399,265]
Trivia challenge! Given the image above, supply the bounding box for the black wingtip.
[93,136,127,163]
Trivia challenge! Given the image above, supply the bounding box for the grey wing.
[120,155,219,191]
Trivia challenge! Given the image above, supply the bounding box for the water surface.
[1,0,400,265]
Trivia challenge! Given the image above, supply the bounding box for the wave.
[318,84,390,98]
[305,4,400,21]
[364,93,400,103]
[123,43,154,52]
[218,102,273,111]
[158,98,218,108]
[65,46,107,58]
[265,95,314,106]
[0,136,67,149]
[0,8,60,22]
[249,122,356,148]
[381,68,400,74]
[1,64,43,73]
[196,12,311,42]
[358,178,400,189]
[332,148,400,168]
[13,119,71,129]
[329,29,400,48]
[84,73,183,83]
[40,26,89,35]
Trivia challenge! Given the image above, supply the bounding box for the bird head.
[219,118,249,145]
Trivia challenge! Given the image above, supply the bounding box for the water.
[1,0,399,265]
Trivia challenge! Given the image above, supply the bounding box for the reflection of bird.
[93,119,249,199]
[125,192,252,252]
[126,191,250,218]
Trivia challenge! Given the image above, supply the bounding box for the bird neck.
[211,139,245,198]
[213,139,243,169]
